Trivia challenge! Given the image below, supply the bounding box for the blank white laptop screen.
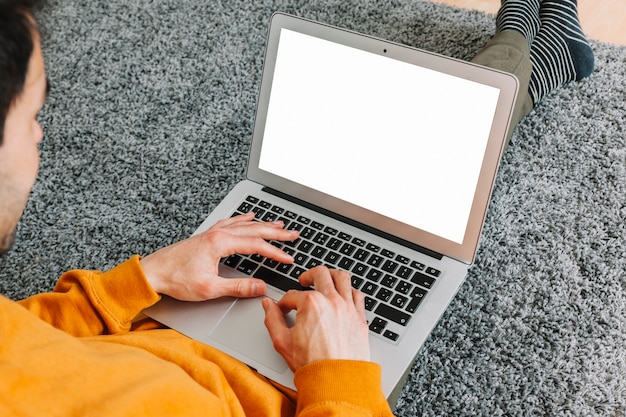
[259,29,501,244]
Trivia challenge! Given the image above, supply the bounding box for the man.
[0,0,592,415]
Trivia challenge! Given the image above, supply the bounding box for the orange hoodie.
[0,256,393,416]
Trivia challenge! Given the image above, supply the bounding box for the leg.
[471,30,534,147]
[528,0,594,104]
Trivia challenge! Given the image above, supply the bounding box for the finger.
[328,268,353,298]
[297,265,334,293]
[234,238,296,264]
[209,277,267,299]
[227,221,299,241]
[210,211,256,229]
[262,298,293,359]
[352,288,366,318]
[275,289,309,314]
[201,231,294,263]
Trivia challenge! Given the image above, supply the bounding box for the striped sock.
[496,0,541,46]
[528,0,594,104]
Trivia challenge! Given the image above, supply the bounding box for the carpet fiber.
[1,0,625,415]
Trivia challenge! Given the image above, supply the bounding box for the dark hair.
[0,0,43,145]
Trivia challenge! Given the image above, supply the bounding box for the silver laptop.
[145,12,518,399]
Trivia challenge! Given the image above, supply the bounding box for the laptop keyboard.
[221,195,441,344]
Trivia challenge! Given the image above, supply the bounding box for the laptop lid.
[246,12,519,265]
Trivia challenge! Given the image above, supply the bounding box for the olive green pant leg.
[470,30,534,147]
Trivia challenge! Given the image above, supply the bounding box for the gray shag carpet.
[1,0,624,415]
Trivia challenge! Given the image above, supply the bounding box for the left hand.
[140,212,299,301]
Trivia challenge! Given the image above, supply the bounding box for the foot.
[496,0,541,46]
[528,0,595,104]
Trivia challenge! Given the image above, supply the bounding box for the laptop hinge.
[262,187,444,261]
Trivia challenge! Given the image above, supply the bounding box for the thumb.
[214,277,267,298]
[262,298,292,361]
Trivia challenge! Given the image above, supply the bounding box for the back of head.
[0,0,43,145]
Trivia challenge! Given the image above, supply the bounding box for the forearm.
[17,255,160,336]
[295,360,394,417]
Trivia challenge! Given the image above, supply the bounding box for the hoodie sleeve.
[17,255,161,337]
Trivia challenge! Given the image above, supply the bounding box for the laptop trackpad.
[209,296,291,374]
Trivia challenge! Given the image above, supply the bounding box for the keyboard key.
[339,243,356,256]
[395,281,413,295]
[391,294,409,309]
[352,237,366,247]
[354,248,370,261]
[362,282,378,295]
[297,215,311,224]
[381,275,398,288]
[263,258,279,268]
[338,232,352,241]
[224,254,242,268]
[237,202,254,213]
[381,249,395,258]
[301,227,315,239]
[351,276,364,289]
[366,269,383,282]
[411,286,427,299]
[395,254,410,264]
[367,254,383,267]
[258,200,272,209]
[290,266,306,279]
[406,294,425,314]
[287,222,304,232]
[284,210,298,219]
[375,288,393,302]
[406,287,427,313]
[305,258,322,269]
[381,259,399,273]
[297,240,314,253]
[277,217,291,228]
[311,246,327,259]
[271,205,284,214]
[410,260,426,271]
[397,266,413,280]
[369,317,388,334]
[366,243,381,252]
[352,263,368,277]
[364,297,377,311]
[246,195,259,204]
[251,207,265,219]
[313,232,329,245]
[311,221,324,230]
[324,226,338,235]
[324,251,340,265]
[375,303,410,326]
[293,253,309,266]
[327,238,342,250]
[250,254,264,262]
[426,267,441,277]
[237,259,258,276]
[277,263,292,274]
[254,267,308,292]
[338,257,354,270]
[411,271,435,289]
[383,330,399,341]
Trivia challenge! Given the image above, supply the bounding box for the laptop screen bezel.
[246,12,519,265]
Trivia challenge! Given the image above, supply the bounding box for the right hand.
[262,266,370,372]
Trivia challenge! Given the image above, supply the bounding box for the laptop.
[144,12,519,400]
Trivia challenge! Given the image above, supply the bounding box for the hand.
[140,212,299,301]
[262,266,370,372]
